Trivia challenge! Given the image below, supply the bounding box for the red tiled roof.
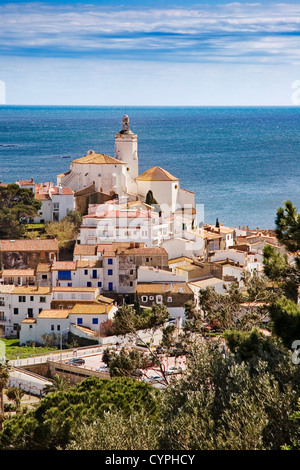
[0,239,59,252]
[52,261,76,270]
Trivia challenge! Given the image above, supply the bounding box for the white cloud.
[0,2,299,64]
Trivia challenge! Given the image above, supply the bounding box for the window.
[167,296,172,303]
[14,308,19,315]
[156,295,163,304]
[108,282,113,291]
[53,203,59,211]
[141,296,148,302]
[149,296,154,301]
[84,269,88,275]
[146,258,149,262]
[19,296,26,303]
[98,282,102,287]
[27,308,33,317]
[87,282,92,287]
[57,325,61,331]
[51,325,54,331]
[40,297,46,303]
[130,270,134,275]
[108,258,113,265]
[108,269,113,276]
[58,271,71,280]
[77,318,83,325]
[130,281,133,287]
[92,318,98,325]
[42,275,48,280]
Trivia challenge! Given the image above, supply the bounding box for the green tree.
[43,374,73,395]
[275,200,300,253]
[145,190,158,206]
[43,219,76,249]
[5,387,25,413]
[160,341,300,450]
[0,362,10,430]
[0,376,160,450]
[66,409,160,450]
[103,347,153,378]
[0,184,41,239]
[268,296,300,349]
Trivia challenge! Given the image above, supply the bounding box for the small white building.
[20,302,117,345]
[78,204,168,247]
[0,285,16,337]
[9,286,52,333]
[33,182,75,223]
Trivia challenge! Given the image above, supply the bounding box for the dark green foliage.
[112,303,170,335]
[160,340,300,450]
[145,190,158,206]
[275,200,300,253]
[0,376,159,450]
[268,297,300,349]
[103,347,154,378]
[0,184,41,239]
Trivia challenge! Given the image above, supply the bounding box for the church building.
[57,115,195,218]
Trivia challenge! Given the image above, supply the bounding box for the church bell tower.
[115,115,138,181]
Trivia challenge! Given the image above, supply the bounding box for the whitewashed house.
[20,302,117,345]
[34,182,75,223]
[9,286,52,332]
[0,285,16,337]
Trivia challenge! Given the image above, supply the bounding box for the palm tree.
[0,361,10,430]
[6,386,25,413]
[43,374,72,395]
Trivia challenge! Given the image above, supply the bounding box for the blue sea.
[0,105,299,229]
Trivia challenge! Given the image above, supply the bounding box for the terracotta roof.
[2,269,35,277]
[188,277,225,288]
[136,166,178,182]
[0,239,58,252]
[97,295,114,304]
[74,244,98,256]
[49,187,73,195]
[73,152,124,165]
[35,193,51,200]
[52,261,77,271]
[76,260,102,268]
[21,318,36,324]
[38,309,70,319]
[70,303,112,315]
[168,257,193,264]
[17,179,35,186]
[123,247,168,256]
[136,283,192,294]
[0,285,16,293]
[57,170,71,178]
[36,264,51,273]
[12,286,52,295]
[97,244,114,252]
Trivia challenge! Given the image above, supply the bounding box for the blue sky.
[1,0,300,105]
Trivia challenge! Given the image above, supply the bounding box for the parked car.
[65,357,85,365]
[97,365,109,372]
